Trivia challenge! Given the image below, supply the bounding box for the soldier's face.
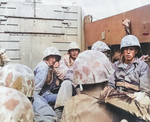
[123,46,137,64]
[69,49,79,59]
[47,55,56,66]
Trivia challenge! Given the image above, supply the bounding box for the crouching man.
[33,46,61,122]
[54,42,80,113]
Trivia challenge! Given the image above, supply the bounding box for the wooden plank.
[0,42,19,49]
[6,50,20,58]
[52,42,70,50]
[4,18,19,25]
[6,18,78,27]
[0,3,83,70]
[1,2,79,20]
[25,0,42,3]
[49,35,78,43]
[36,4,78,20]
[19,36,32,68]
[0,9,6,15]
[0,33,20,41]
[63,12,78,20]
[0,21,6,25]
[3,18,78,34]
[30,36,53,69]
[64,28,77,34]
[10,60,20,64]
[9,35,20,40]
[0,25,6,31]
[0,33,10,40]
[2,1,34,17]
[36,4,63,19]
[59,51,67,56]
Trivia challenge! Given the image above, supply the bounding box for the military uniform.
[33,46,61,122]
[62,50,115,122]
[55,42,80,109]
[106,35,150,121]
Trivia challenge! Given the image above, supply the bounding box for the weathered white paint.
[0,1,85,70]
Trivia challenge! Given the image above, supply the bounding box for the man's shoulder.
[135,59,150,71]
[34,61,49,71]
[137,58,148,66]
[112,60,120,67]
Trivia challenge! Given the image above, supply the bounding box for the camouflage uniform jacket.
[109,58,150,94]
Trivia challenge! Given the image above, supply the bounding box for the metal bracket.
[62,6,70,11]
[62,21,71,26]
[0,16,7,21]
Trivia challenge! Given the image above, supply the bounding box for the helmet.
[72,50,114,85]
[120,35,141,50]
[68,42,80,52]
[43,46,61,61]
[0,86,34,122]
[0,63,34,97]
[91,41,110,52]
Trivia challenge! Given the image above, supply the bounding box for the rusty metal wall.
[0,1,85,70]
[84,4,150,47]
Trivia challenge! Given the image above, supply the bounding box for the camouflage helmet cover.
[0,63,34,97]
[0,86,34,122]
[91,41,110,52]
[72,50,114,85]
